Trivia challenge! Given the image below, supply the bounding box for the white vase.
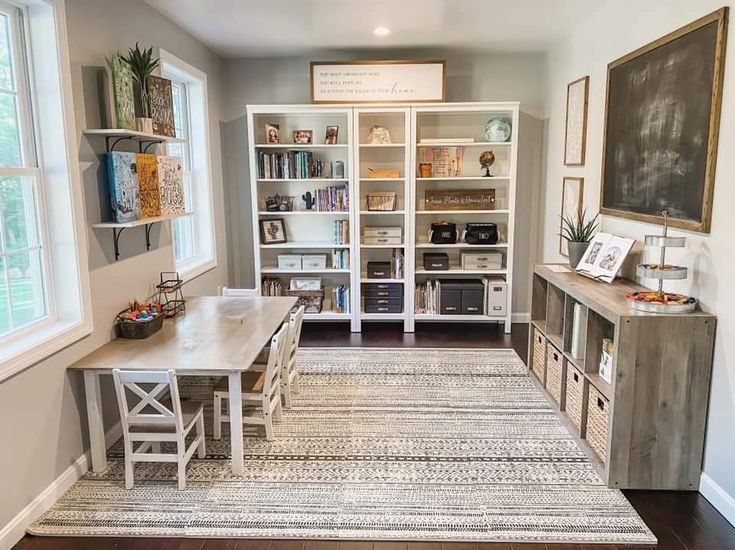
[136,117,153,134]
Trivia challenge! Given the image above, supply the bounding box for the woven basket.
[545,343,564,407]
[565,365,586,434]
[366,192,397,211]
[586,384,610,464]
[531,327,546,383]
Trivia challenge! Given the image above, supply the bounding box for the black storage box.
[363,282,403,298]
[364,297,403,313]
[423,252,449,271]
[367,261,392,279]
[440,279,485,315]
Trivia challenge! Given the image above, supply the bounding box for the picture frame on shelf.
[260,218,287,244]
[293,130,313,144]
[559,177,584,256]
[325,125,339,144]
[564,76,589,166]
[265,123,280,143]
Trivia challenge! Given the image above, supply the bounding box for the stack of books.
[261,277,284,296]
[333,220,349,244]
[314,185,349,211]
[331,285,350,313]
[415,279,440,314]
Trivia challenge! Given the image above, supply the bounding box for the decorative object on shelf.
[302,191,315,210]
[427,146,463,177]
[109,54,136,130]
[285,288,324,313]
[293,130,313,144]
[601,8,727,233]
[559,177,585,256]
[290,277,322,291]
[265,123,280,143]
[156,155,186,215]
[560,208,598,268]
[260,218,287,244]
[116,300,164,339]
[424,189,495,211]
[419,163,432,178]
[564,76,589,166]
[576,231,635,283]
[106,151,140,223]
[311,60,446,103]
[429,221,457,244]
[156,271,186,317]
[479,150,495,177]
[122,43,159,134]
[367,168,399,179]
[325,125,339,144]
[484,117,511,142]
[332,160,345,179]
[599,338,614,384]
[366,191,396,211]
[147,75,175,137]
[423,252,449,271]
[462,222,499,245]
[625,210,697,313]
[264,194,293,212]
[136,153,161,218]
[367,125,392,144]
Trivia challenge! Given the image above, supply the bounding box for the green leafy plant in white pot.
[122,43,159,134]
[560,210,599,268]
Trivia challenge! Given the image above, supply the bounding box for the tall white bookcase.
[247,102,519,334]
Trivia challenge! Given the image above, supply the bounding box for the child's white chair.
[112,369,206,490]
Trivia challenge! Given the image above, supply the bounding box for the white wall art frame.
[564,76,589,166]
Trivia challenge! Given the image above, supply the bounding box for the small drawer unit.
[586,384,610,464]
[363,282,403,298]
[301,254,327,270]
[364,226,402,245]
[545,343,565,406]
[423,252,449,271]
[366,261,392,279]
[486,277,507,316]
[461,252,503,270]
[565,365,587,435]
[277,254,302,270]
[440,279,485,315]
[531,327,546,383]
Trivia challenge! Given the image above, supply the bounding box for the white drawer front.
[364,226,402,238]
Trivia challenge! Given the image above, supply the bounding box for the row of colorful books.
[334,220,349,245]
[332,285,350,313]
[313,186,349,211]
[261,277,285,297]
[106,152,185,223]
[257,151,344,180]
[332,249,350,269]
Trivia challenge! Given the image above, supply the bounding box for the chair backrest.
[113,369,183,435]
[284,306,305,374]
[222,287,259,297]
[263,322,289,394]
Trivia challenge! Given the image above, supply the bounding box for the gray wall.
[221,51,549,315]
[0,0,227,531]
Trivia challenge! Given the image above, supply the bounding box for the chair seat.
[213,371,266,393]
[129,400,204,433]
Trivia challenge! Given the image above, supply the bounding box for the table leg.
[84,371,107,472]
[228,372,243,475]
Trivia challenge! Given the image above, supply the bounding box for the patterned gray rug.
[30,347,655,544]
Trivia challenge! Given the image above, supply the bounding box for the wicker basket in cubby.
[565,365,587,435]
[586,384,610,464]
[531,327,546,383]
[545,343,565,407]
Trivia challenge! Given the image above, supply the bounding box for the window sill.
[0,319,93,383]
[177,257,217,284]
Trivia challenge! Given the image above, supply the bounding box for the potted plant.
[560,209,599,268]
[122,43,159,134]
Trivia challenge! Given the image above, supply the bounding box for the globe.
[484,118,512,142]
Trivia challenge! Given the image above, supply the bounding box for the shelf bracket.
[145,223,154,250]
[105,136,130,152]
[112,227,126,261]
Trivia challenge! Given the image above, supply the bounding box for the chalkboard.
[601,9,727,233]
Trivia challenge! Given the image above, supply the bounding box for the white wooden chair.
[112,369,206,490]
[222,287,259,297]
[213,322,288,441]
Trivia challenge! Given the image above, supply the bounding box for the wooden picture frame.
[559,177,585,256]
[310,60,446,104]
[600,8,728,233]
[259,218,287,244]
[564,76,589,166]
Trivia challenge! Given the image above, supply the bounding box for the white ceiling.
[144,0,593,58]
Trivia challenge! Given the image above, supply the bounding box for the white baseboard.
[0,421,121,550]
[512,312,530,324]
[700,472,735,528]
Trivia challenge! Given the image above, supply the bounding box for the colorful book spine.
[106,151,140,223]
[136,153,161,218]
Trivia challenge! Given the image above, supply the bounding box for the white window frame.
[0,0,93,381]
[159,48,216,281]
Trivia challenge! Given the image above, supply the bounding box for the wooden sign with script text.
[424,189,495,211]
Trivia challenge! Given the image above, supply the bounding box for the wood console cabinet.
[529,264,716,490]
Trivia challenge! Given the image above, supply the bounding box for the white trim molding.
[700,472,735,528]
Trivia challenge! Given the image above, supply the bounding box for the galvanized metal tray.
[637,264,688,280]
[628,297,697,314]
[644,235,686,247]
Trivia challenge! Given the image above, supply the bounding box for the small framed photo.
[260,218,287,244]
[325,125,339,145]
[293,130,313,144]
[265,123,280,143]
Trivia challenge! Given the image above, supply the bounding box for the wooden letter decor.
[424,189,495,211]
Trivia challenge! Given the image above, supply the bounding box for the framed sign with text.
[310,60,446,104]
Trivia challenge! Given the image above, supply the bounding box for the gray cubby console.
[528,264,716,490]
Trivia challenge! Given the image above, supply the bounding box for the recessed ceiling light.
[373,25,391,37]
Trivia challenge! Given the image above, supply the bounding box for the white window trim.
[0,0,93,382]
[158,48,217,282]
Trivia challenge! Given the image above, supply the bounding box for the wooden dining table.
[70,295,297,475]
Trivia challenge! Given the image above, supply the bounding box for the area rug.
[29,347,656,544]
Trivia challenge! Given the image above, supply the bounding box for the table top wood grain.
[70,296,297,374]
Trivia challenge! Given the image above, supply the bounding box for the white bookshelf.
[247,103,519,333]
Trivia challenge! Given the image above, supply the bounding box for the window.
[161,50,216,280]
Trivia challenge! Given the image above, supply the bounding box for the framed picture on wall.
[564,76,589,166]
[559,177,584,256]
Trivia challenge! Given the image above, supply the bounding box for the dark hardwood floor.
[14,323,735,550]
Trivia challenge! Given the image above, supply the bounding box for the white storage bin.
[277,254,302,270]
[302,254,328,270]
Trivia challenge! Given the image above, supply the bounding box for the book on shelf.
[333,220,349,244]
[313,185,349,212]
[332,285,350,313]
[106,151,140,223]
[332,249,350,269]
[599,338,614,384]
[576,232,635,283]
[415,279,441,314]
[258,151,343,180]
[392,248,404,279]
[261,277,284,296]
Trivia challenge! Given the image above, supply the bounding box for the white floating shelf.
[414,242,508,249]
[91,212,192,229]
[259,242,350,249]
[261,268,351,274]
[414,268,507,275]
[255,143,348,149]
[416,141,512,147]
[416,176,510,181]
[258,211,349,216]
[415,209,509,215]
[257,178,348,183]
[83,128,184,144]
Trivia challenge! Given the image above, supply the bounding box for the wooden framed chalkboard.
[600,8,728,233]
